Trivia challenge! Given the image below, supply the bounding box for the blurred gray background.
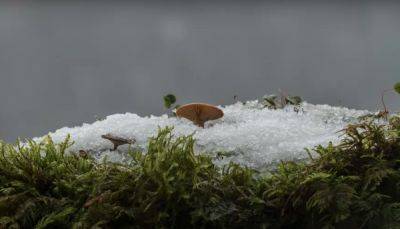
[0,1,399,141]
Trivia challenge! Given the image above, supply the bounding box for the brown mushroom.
[176,103,224,127]
[101,134,136,151]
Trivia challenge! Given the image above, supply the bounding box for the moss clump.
[1,120,400,228]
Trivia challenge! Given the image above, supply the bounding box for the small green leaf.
[394,82,400,94]
[163,94,176,109]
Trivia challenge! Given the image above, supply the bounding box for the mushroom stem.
[194,116,205,128]
[195,120,205,128]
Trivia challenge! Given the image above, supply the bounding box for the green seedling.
[285,95,302,105]
[163,94,179,116]
[261,93,302,110]
[262,94,278,109]
[163,94,177,109]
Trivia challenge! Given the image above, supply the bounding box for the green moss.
[1,120,400,228]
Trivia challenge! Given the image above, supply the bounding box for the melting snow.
[34,101,368,168]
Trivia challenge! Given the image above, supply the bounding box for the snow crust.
[34,101,368,168]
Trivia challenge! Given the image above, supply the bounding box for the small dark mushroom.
[101,134,136,151]
[79,150,88,159]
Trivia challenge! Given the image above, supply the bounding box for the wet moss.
[1,118,400,228]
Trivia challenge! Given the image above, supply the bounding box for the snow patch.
[34,101,368,168]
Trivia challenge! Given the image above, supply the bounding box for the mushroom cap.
[176,103,224,127]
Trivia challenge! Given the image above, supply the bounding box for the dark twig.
[381,89,393,120]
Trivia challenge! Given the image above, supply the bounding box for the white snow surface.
[34,101,368,168]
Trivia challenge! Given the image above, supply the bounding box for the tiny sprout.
[394,82,400,94]
[262,94,278,109]
[285,96,302,105]
[261,93,302,110]
[163,94,177,109]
